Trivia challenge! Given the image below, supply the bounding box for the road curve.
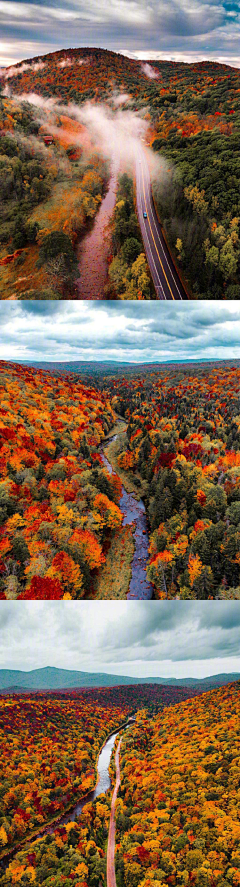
[107,737,122,887]
[135,148,188,300]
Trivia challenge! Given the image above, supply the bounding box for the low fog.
[111,93,131,106]
[142,62,159,79]
[8,91,168,180]
[2,61,45,79]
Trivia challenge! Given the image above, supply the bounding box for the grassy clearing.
[105,419,127,439]
[0,177,94,299]
[92,526,135,600]
[0,245,50,299]
[30,180,83,231]
[104,436,144,501]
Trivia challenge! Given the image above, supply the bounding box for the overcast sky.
[0,0,239,68]
[0,601,239,677]
[1,301,240,365]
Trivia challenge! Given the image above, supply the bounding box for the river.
[101,435,153,600]
[76,167,118,299]
[58,728,120,825]
[0,725,126,872]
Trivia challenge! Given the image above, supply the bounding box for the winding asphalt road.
[107,737,122,887]
[135,148,188,300]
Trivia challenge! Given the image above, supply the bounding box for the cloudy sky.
[0,300,240,365]
[0,0,239,68]
[0,601,239,677]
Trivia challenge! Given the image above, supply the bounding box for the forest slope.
[0,95,108,299]
[107,362,240,599]
[115,681,240,887]
[0,684,204,853]
[1,49,239,299]
[1,360,240,599]
[0,361,124,599]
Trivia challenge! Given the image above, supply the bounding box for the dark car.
[143,211,147,218]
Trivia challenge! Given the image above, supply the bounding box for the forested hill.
[1,47,239,107]
[0,666,239,692]
[1,48,239,298]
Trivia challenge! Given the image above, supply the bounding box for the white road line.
[137,156,173,299]
[141,153,183,300]
[136,162,166,299]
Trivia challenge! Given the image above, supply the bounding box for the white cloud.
[0,301,240,364]
[0,0,239,68]
[0,601,239,676]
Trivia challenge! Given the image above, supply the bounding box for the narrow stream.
[102,435,153,600]
[76,166,118,299]
[0,726,125,872]
[58,729,119,825]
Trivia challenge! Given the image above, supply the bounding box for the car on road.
[143,211,147,218]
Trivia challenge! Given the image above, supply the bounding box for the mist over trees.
[0,49,239,299]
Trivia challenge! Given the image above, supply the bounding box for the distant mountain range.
[0,667,238,693]
[3,359,240,378]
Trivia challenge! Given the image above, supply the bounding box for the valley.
[0,681,239,887]
[0,48,239,300]
[1,358,240,600]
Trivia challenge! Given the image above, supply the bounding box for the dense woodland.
[115,682,240,887]
[0,690,128,852]
[0,95,108,298]
[150,61,240,299]
[0,48,239,299]
[0,361,124,599]
[1,360,240,599]
[0,682,238,887]
[105,362,240,599]
[0,684,203,854]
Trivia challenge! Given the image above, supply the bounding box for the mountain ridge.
[0,666,239,691]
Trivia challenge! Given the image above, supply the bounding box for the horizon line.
[0,665,239,679]
[2,357,239,367]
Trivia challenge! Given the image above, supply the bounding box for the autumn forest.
[0,48,239,299]
[1,359,240,600]
[0,680,239,887]
[0,10,239,887]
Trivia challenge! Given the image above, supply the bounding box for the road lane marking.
[139,157,175,300]
[141,155,184,300]
[136,164,166,299]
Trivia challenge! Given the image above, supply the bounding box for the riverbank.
[0,720,129,871]
[99,426,153,600]
[107,738,122,887]
[76,166,118,298]
[93,525,135,600]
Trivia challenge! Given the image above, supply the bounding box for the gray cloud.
[0,601,239,677]
[0,301,240,364]
[0,0,239,67]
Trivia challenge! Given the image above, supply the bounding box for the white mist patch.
[112,93,131,106]
[58,58,73,69]
[70,102,148,169]
[14,92,58,112]
[142,63,159,80]
[7,92,169,182]
[2,61,45,79]
[72,102,168,182]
